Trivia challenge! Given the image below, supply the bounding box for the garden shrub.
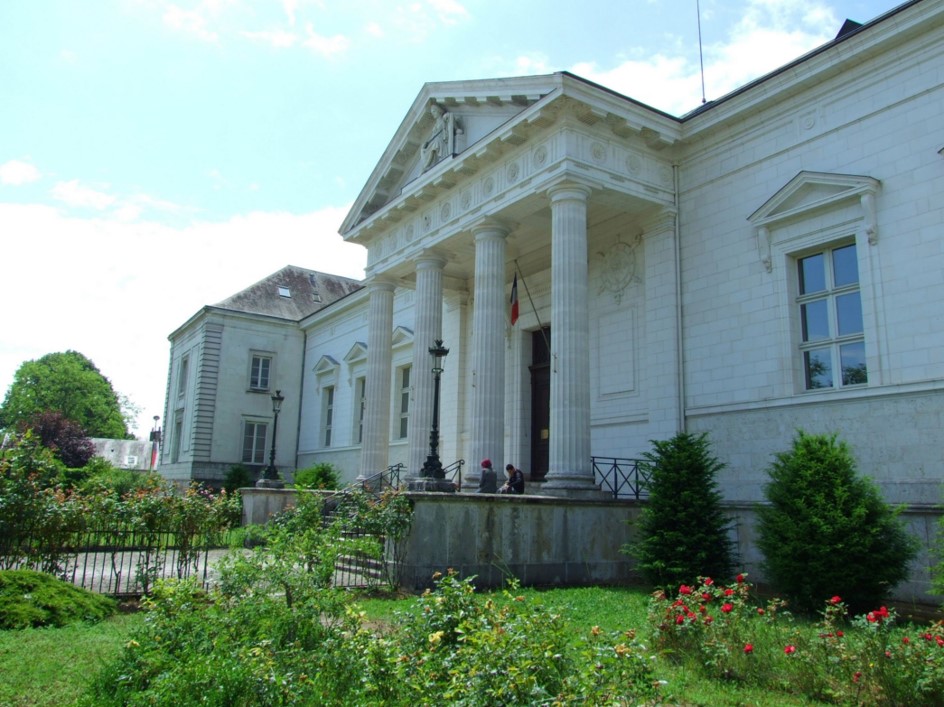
[0,569,116,629]
[85,491,415,705]
[294,462,341,490]
[625,431,736,590]
[648,575,944,705]
[757,431,918,614]
[223,463,253,494]
[381,570,662,705]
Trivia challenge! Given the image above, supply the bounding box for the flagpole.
[514,260,550,352]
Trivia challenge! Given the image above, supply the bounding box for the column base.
[540,476,608,500]
[407,478,458,493]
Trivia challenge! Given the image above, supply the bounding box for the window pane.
[840,341,868,385]
[836,292,863,336]
[804,348,833,389]
[801,299,830,341]
[259,358,270,389]
[832,244,858,287]
[400,417,408,439]
[242,423,255,462]
[798,253,825,294]
[254,425,267,464]
[402,366,410,387]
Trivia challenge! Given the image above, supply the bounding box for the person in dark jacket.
[501,464,525,494]
[477,458,497,493]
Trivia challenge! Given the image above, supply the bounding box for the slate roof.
[212,265,363,320]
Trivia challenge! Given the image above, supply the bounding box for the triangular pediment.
[749,171,880,227]
[343,342,368,365]
[341,74,564,236]
[391,326,414,348]
[313,355,339,376]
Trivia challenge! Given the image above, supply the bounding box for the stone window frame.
[241,419,268,465]
[748,171,883,394]
[313,355,340,449]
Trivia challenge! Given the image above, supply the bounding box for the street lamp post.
[421,340,450,479]
[257,390,285,488]
[408,340,455,493]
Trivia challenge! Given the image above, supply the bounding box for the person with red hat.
[477,458,497,493]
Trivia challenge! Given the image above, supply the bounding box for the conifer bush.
[626,431,736,590]
[756,431,918,614]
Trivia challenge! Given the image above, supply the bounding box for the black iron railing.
[0,528,220,597]
[443,458,465,490]
[591,456,649,500]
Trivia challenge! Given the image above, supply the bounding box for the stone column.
[407,254,446,478]
[467,221,508,488]
[359,278,395,480]
[542,182,600,497]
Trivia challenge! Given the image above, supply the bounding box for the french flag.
[510,273,519,325]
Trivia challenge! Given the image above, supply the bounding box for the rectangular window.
[242,421,267,464]
[797,242,867,389]
[176,355,189,398]
[249,355,271,391]
[398,365,411,439]
[171,414,183,463]
[355,377,366,445]
[322,385,334,447]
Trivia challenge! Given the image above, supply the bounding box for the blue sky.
[0,0,901,437]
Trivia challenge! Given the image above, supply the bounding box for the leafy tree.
[0,351,129,439]
[625,431,736,590]
[757,431,918,614]
[22,410,94,468]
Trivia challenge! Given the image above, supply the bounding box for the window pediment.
[749,171,880,272]
[391,326,414,349]
[343,342,368,366]
[313,355,339,376]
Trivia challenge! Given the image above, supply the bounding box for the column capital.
[640,208,677,238]
[470,217,511,240]
[546,179,593,204]
[365,276,396,293]
[415,251,447,271]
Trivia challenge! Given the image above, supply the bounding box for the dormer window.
[278,286,291,298]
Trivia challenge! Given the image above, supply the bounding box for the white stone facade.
[164,2,944,591]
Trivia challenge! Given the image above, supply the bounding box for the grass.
[0,611,144,707]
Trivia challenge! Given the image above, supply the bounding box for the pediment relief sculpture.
[421,104,462,172]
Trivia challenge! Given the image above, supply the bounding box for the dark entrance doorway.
[529,327,551,482]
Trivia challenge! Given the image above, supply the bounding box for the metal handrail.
[591,456,649,500]
[442,458,465,490]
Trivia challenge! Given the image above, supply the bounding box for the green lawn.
[0,611,144,707]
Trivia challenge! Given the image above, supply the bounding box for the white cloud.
[51,180,117,210]
[302,23,350,57]
[163,4,219,42]
[427,0,470,25]
[0,203,366,438]
[513,53,553,75]
[242,29,298,48]
[572,0,841,115]
[0,160,42,186]
[365,21,384,38]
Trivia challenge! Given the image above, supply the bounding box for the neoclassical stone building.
[163,0,943,591]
